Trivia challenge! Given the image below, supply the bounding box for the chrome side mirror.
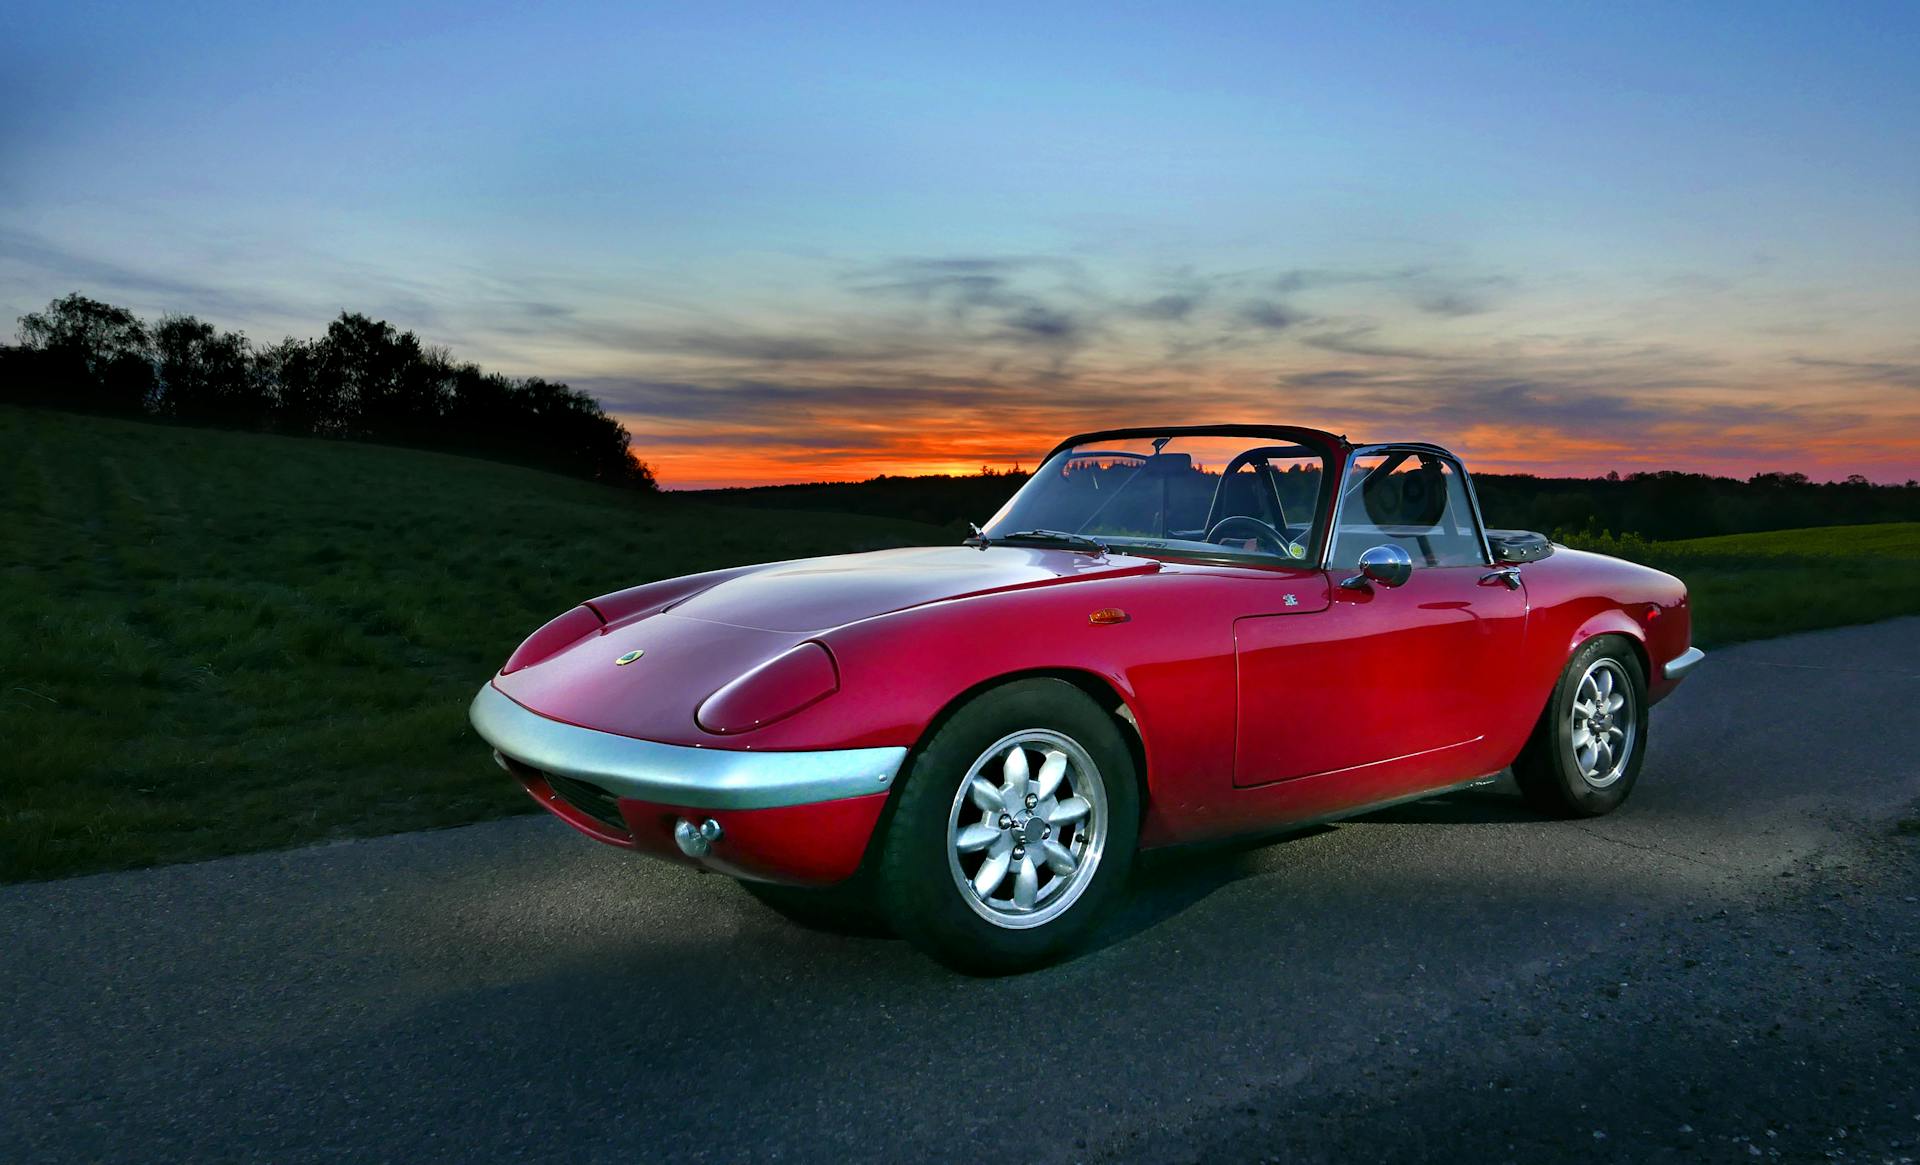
[1340,543,1412,591]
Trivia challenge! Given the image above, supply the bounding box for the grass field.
[0,407,947,881]
[5,405,1916,883]
[1560,523,1920,647]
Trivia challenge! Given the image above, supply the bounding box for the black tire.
[1512,636,1650,818]
[737,877,891,937]
[878,678,1140,975]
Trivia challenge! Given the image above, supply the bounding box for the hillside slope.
[1663,522,1920,556]
[0,407,949,881]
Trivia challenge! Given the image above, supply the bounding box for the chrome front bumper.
[469,684,907,810]
[1663,646,1706,681]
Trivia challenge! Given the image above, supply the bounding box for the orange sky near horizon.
[578,252,1920,493]
[629,372,1920,491]
[647,438,1920,491]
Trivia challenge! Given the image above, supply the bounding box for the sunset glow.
[4,2,1916,487]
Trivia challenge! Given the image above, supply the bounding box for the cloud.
[533,313,949,366]
[633,329,915,364]
[1271,266,1421,293]
[580,374,1007,422]
[1130,293,1201,321]
[847,255,1075,306]
[1788,355,1920,391]
[1412,290,1485,317]
[1001,304,1080,342]
[550,256,1914,484]
[1275,345,1849,451]
[1237,300,1303,330]
[1409,274,1512,317]
[836,254,1099,354]
[0,227,307,329]
[1300,326,1451,361]
[1263,265,1512,318]
[1282,368,1386,388]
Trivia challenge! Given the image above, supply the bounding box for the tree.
[14,293,155,413]
[314,312,444,439]
[17,293,150,371]
[11,292,658,489]
[154,314,257,424]
[254,337,341,435]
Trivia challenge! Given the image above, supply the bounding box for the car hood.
[491,545,1161,745]
[660,544,1161,633]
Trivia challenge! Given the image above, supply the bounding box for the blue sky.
[5,1,1917,485]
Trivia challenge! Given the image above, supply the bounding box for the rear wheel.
[879,679,1139,975]
[1513,637,1649,817]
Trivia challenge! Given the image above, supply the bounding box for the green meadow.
[1,406,946,881]
[1560,523,1920,648]
[4,405,1916,881]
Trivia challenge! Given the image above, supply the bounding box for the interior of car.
[1329,450,1485,568]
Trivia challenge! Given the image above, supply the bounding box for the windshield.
[982,433,1330,564]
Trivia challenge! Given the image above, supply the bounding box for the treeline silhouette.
[1,293,654,489]
[1472,470,1919,541]
[694,464,1920,541]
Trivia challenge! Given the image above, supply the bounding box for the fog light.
[673,817,723,857]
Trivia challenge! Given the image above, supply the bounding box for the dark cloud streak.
[1789,355,1920,391]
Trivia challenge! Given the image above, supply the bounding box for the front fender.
[586,561,789,625]
[803,570,1272,840]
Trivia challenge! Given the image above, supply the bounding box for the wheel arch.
[1509,619,1654,818]
[1506,617,1652,770]
[1567,614,1651,681]
[846,665,1151,888]
[898,667,1150,817]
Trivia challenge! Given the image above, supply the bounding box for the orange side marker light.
[1089,608,1130,625]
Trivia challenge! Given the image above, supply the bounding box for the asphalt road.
[5,619,1918,1164]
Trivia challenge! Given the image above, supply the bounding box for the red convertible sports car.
[472,425,1703,973]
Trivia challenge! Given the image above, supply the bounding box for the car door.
[1233,447,1528,789]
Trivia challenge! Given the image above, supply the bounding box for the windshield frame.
[985,425,1348,569]
[1327,441,1495,569]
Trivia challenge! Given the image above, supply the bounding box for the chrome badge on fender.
[614,649,644,665]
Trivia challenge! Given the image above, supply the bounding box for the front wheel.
[878,679,1139,974]
[1512,637,1650,817]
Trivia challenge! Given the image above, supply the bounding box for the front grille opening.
[501,754,628,835]
[542,771,628,832]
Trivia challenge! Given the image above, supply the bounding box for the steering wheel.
[1206,515,1293,557]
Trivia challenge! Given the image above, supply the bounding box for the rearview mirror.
[1340,544,1412,591]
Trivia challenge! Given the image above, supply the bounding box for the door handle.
[1480,566,1523,590]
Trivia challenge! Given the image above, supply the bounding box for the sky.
[3,1,1917,488]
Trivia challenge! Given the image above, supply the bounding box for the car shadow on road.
[1083,786,1543,955]
[1351,785,1541,826]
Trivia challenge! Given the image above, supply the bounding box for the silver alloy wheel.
[1571,657,1636,789]
[944,729,1109,930]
